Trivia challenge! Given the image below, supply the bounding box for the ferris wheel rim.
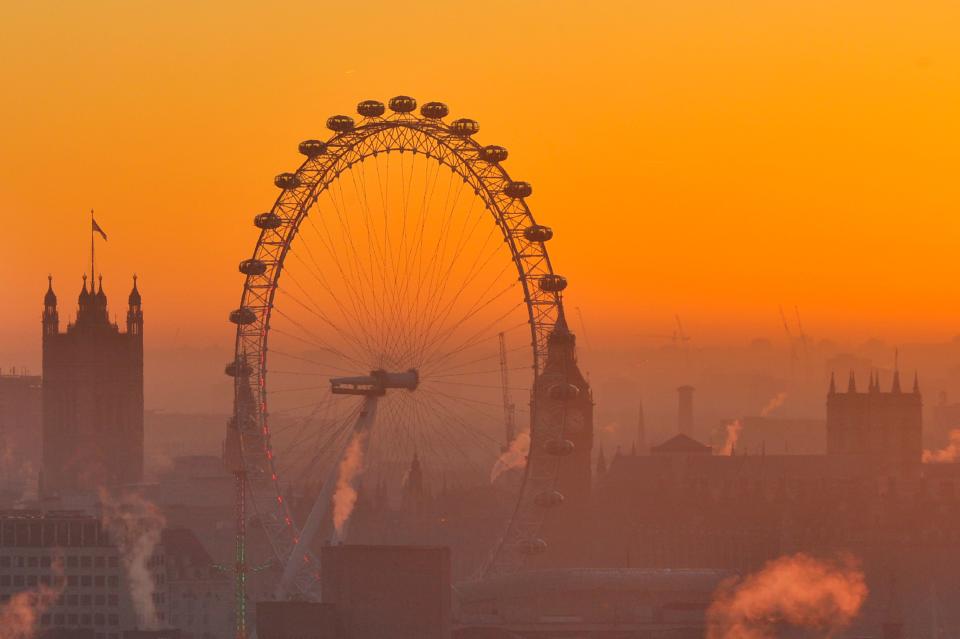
[231,100,566,595]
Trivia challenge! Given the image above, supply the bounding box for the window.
[67,614,78,625]
[81,595,91,606]
[107,594,118,606]
[81,575,92,587]
[95,594,105,605]
[27,556,38,568]
[13,575,23,587]
[95,556,105,569]
[40,556,51,568]
[95,575,105,587]
[26,575,37,586]
[108,557,119,569]
[0,575,9,586]
[67,556,78,568]
[108,614,119,626]
[68,594,78,606]
[0,557,9,568]
[81,556,92,568]
[107,576,118,588]
[67,576,78,587]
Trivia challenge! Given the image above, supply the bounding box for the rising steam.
[719,419,742,456]
[718,392,787,456]
[332,431,368,539]
[100,490,166,630]
[706,553,867,639]
[923,429,960,463]
[0,558,62,639]
[759,391,788,417]
[490,431,530,483]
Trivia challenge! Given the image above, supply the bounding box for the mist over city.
[3,3,960,639]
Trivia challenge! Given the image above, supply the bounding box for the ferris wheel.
[227,96,573,599]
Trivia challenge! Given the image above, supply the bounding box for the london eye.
[227,96,573,599]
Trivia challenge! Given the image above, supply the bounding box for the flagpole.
[90,209,95,286]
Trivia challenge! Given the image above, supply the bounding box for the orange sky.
[3,0,960,369]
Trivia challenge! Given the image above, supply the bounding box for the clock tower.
[533,309,594,503]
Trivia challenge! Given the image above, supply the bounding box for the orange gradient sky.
[3,0,960,368]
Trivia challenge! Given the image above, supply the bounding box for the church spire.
[891,350,901,393]
[828,371,836,394]
[847,370,857,393]
[912,371,920,394]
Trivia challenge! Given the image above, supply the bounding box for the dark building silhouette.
[534,313,593,503]
[826,370,922,468]
[41,275,144,494]
[677,385,695,437]
[0,369,42,481]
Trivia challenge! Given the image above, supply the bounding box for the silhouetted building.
[162,527,231,639]
[0,369,42,485]
[42,275,144,495]
[534,312,593,503]
[320,545,451,639]
[0,510,164,637]
[256,602,343,639]
[826,370,922,469]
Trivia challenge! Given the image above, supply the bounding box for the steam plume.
[707,553,867,639]
[923,429,960,463]
[490,430,530,483]
[759,391,788,417]
[719,419,742,456]
[0,558,62,639]
[100,490,166,630]
[332,431,368,538]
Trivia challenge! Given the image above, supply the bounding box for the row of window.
[40,612,120,627]
[0,592,121,607]
[0,574,120,588]
[0,555,120,569]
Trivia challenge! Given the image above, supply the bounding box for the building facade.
[42,275,144,495]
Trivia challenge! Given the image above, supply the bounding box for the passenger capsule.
[298,140,327,158]
[543,439,575,456]
[388,95,417,113]
[239,259,267,276]
[549,383,580,401]
[518,538,548,555]
[523,225,553,242]
[224,361,253,377]
[504,181,532,198]
[274,173,300,189]
[254,212,282,230]
[357,99,386,117]
[534,490,565,508]
[450,118,480,136]
[539,274,567,293]
[478,145,508,163]
[229,308,257,326]
[420,102,449,119]
[326,114,355,133]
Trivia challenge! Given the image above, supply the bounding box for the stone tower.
[41,275,144,494]
[826,369,922,469]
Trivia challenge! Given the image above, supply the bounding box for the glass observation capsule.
[357,100,386,117]
[420,102,449,119]
[523,225,553,242]
[539,273,567,293]
[224,360,253,377]
[549,382,580,401]
[274,173,300,189]
[326,114,355,132]
[504,181,532,198]
[254,212,282,230]
[450,118,480,136]
[388,95,417,113]
[229,308,257,325]
[298,140,326,158]
[239,259,267,276]
[478,145,508,163]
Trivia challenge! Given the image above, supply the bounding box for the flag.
[92,218,107,241]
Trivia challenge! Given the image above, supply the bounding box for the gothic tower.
[41,275,144,494]
[826,369,922,469]
[532,310,594,503]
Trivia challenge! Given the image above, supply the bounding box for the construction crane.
[779,305,798,379]
[498,332,516,449]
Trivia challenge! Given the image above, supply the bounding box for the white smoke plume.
[0,557,62,639]
[719,419,742,456]
[718,392,787,456]
[100,490,166,630]
[759,391,788,417]
[923,429,960,463]
[332,431,368,539]
[490,430,530,483]
[707,553,868,639]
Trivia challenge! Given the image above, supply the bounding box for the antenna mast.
[498,332,516,448]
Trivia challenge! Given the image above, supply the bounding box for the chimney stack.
[677,385,695,436]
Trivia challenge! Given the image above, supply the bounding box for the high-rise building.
[41,275,144,495]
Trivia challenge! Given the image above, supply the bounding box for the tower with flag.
[41,215,144,495]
